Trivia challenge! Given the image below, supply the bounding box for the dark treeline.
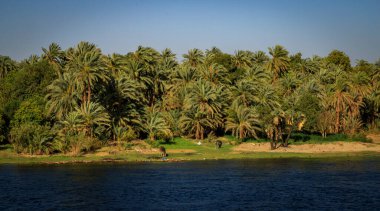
[0,42,379,154]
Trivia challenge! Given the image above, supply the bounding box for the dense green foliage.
[0,42,379,154]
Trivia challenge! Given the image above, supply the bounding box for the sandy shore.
[233,141,380,153]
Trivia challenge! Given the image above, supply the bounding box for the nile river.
[1,158,379,210]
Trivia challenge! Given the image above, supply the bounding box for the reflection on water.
[1,158,380,210]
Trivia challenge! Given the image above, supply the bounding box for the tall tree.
[225,104,261,139]
[266,45,290,81]
[183,49,204,68]
[66,42,109,104]
[45,72,79,120]
[42,43,64,75]
[325,50,351,71]
[323,69,354,133]
[75,101,110,138]
[232,50,252,69]
[0,55,16,79]
[142,105,172,141]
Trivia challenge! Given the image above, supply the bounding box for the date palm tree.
[142,105,172,141]
[256,85,281,110]
[42,43,64,75]
[148,61,171,106]
[232,50,252,69]
[114,74,146,127]
[230,80,258,106]
[57,111,85,154]
[279,71,302,96]
[325,69,354,133]
[179,109,214,140]
[170,65,198,92]
[161,48,177,68]
[96,71,145,142]
[179,80,224,139]
[296,58,318,74]
[75,101,110,137]
[46,72,80,120]
[244,66,271,86]
[103,53,124,77]
[66,42,109,104]
[349,71,371,118]
[183,49,204,68]
[187,79,223,117]
[252,51,269,65]
[199,63,228,85]
[162,109,181,137]
[226,104,261,139]
[23,54,40,65]
[366,86,380,128]
[266,45,290,81]
[0,55,16,79]
[112,125,129,149]
[59,111,84,135]
[132,46,160,69]
[124,59,151,87]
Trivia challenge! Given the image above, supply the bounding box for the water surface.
[1,158,379,210]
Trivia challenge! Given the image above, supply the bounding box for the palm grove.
[0,42,379,155]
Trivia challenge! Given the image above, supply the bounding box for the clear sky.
[0,0,379,63]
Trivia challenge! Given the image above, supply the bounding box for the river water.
[1,158,379,210]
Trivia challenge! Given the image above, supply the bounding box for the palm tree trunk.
[196,124,200,140]
[342,112,346,132]
[274,127,278,148]
[335,99,340,133]
[87,79,91,103]
[270,129,276,150]
[117,137,121,150]
[82,90,87,104]
[371,109,376,129]
[284,128,292,147]
[239,127,244,140]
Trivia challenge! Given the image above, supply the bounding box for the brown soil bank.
[233,142,380,153]
[367,134,380,144]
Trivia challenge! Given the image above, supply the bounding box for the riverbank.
[233,141,380,153]
[1,151,380,165]
[1,137,380,164]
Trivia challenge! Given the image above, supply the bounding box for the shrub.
[9,123,53,155]
[349,133,372,143]
[205,132,217,143]
[124,142,135,150]
[145,139,160,148]
[11,96,45,126]
[124,126,138,141]
[0,114,6,143]
[53,132,103,155]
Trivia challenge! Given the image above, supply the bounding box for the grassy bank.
[0,136,379,164]
[226,133,372,144]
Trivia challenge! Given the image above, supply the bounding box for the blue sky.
[0,0,379,63]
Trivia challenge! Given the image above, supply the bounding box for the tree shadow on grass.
[0,144,12,151]
[291,134,311,143]
[157,140,177,145]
